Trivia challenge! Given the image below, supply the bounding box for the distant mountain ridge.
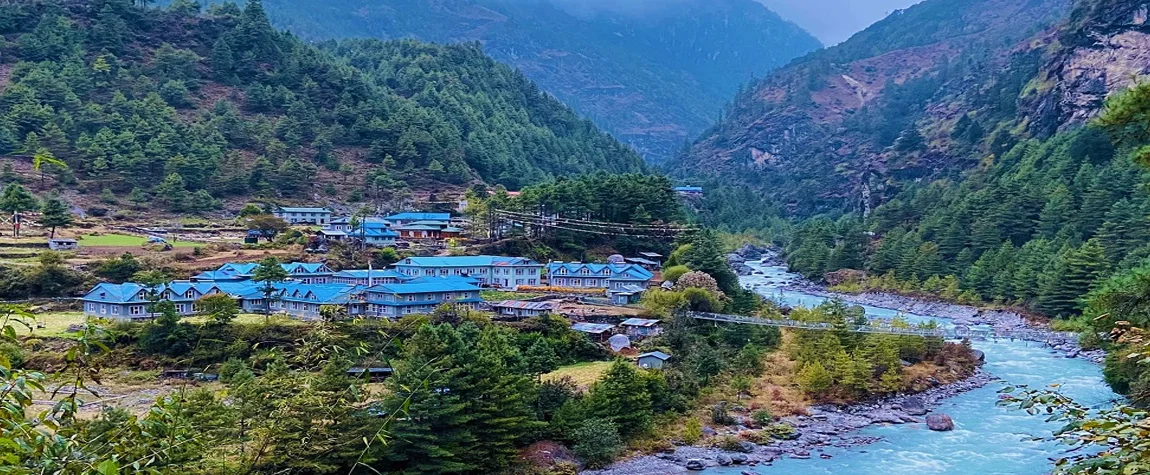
[247,0,823,162]
[666,0,1086,214]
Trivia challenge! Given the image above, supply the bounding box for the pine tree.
[39,196,72,239]
[462,326,542,472]
[1038,240,1110,317]
[380,324,478,474]
[525,337,559,375]
[587,359,652,438]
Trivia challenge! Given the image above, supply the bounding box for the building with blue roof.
[673,186,703,197]
[331,269,412,287]
[80,280,263,319]
[396,256,543,290]
[363,277,482,317]
[268,283,366,319]
[637,351,672,370]
[274,207,332,225]
[320,217,400,247]
[191,262,333,284]
[384,212,451,226]
[546,262,654,302]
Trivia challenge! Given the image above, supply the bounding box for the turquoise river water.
[702,262,1118,475]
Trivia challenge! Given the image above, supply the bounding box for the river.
[702,262,1118,475]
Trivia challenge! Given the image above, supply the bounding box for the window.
[130,306,143,315]
[529,279,536,285]
[111,306,120,315]
[573,279,582,286]
[407,295,415,302]
[100,304,107,314]
[580,268,590,275]
[516,279,524,285]
[516,268,524,275]
[184,290,196,299]
[556,268,567,275]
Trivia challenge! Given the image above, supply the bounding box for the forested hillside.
[0,0,645,214]
[777,0,1150,388]
[230,0,822,162]
[667,0,1074,214]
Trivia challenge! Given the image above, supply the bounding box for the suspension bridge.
[688,311,1071,343]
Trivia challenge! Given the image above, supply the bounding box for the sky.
[757,0,923,45]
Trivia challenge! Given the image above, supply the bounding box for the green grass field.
[78,234,201,248]
[542,361,613,387]
[11,311,88,338]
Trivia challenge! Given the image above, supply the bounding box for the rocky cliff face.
[1023,1,1150,136]
[666,0,1143,215]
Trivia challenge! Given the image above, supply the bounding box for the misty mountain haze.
[250,0,821,162]
[758,0,923,44]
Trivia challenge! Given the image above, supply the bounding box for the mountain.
[238,0,823,163]
[777,0,1150,320]
[0,0,645,215]
[666,0,1079,215]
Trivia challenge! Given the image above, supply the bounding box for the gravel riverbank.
[780,283,1106,364]
[582,371,996,475]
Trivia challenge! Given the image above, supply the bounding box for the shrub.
[712,434,742,452]
[0,341,25,369]
[710,402,736,425]
[766,423,797,440]
[751,409,773,427]
[572,419,622,469]
[682,417,703,444]
[86,207,108,217]
[739,430,768,444]
[662,265,690,283]
[218,358,248,383]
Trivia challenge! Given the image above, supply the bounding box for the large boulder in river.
[717,454,733,466]
[900,396,928,416]
[926,414,955,431]
[685,459,706,470]
[971,350,986,363]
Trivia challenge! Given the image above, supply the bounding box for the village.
[72,205,678,366]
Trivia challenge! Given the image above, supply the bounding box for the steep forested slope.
[231,0,822,162]
[783,0,1150,319]
[0,0,645,213]
[667,0,1075,214]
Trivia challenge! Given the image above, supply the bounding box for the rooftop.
[490,300,554,311]
[571,322,616,334]
[621,318,661,327]
[399,256,541,267]
[638,351,672,360]
[278,207,331,213]
[385,212,451,222]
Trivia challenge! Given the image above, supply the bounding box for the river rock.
[717,454,732,466]
[738,441,757,453]
[731,453,749,464]
[971,350,986,362]
[926,414,955,431]
[685,459,706,470]
[900,396,928,416]
[702,427,718,437]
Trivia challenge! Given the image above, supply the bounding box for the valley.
[3,0,1150,474]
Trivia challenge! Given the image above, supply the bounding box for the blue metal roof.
[278,284,363,304]
[398,255,541,267]
[334,269,410,280]
[367,279,480,294]
[545,262,654,281]
[673,186,703,192]
[279,207,331,213]
[638,351,672,360]
[571,322,616,334]
[384,212,451,222]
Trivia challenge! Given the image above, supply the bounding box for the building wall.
[637,357,666,370]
